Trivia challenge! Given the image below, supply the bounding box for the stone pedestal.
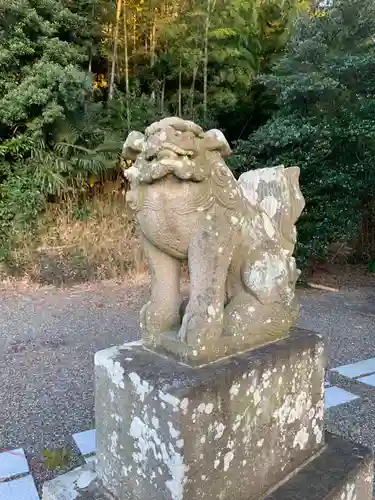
[42,328,373,500]
[266,432,373,500]
[94,329,325,500]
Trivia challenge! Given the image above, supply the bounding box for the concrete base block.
[94,329,325,500]
[41,462,103,500]
[40,433,373,500]
[266,432,373,500]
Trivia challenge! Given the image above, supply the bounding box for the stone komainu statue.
[123,117,305,364]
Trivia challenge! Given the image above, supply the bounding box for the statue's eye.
[146,153,157,161]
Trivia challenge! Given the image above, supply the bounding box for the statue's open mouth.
[122,123,232,189]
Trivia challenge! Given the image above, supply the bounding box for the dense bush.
[233,0,375,265]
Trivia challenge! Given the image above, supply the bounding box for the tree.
[0,0,95,151]
[150,0,263,125]
[202,0,308,139]
[108,0,123,100]
[233,0,375,264]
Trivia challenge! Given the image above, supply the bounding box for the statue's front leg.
[178,218,236,348]
[140,236,181,347]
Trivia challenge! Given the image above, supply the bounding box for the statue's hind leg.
[224,289,298,346]
[140,235,181,347]
[223,254,299,346]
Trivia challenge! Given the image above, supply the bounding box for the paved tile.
[324,386,359,410]
[0,448,29,480]
[331,357,375,379]
[72,429,96,456]
[358,373,375,388]
[0,475,39,500]
[85,454,96,464]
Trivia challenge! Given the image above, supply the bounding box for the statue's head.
[122,117,232,186]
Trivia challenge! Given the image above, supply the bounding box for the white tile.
[0,475,39,500]
[0,448,29,480]
[331,357,375,379]
[358,373,375,387]
[85,454,96,465]
[73,429,96,456]
[324,386,359,410]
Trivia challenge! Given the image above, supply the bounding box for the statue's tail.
[238,165,305,249]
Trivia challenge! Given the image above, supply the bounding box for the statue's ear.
[122,131,145,161]
[204,129,232,157]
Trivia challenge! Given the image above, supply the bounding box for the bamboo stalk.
[109,0,123,100]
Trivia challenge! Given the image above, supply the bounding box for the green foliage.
[72,201,90,221]
[0,0,95,258]
[0,0,164,259]
[233,0,375,265]
[0,0,312,269]
[42,447,71,470]
[0,0,93,143]
[0,163,44,259]
[207,0,306,141]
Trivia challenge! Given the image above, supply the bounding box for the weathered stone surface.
[266,433,373,500]
[40,433,373,500]
[122,117,305,364]
[41,462,103,500]
[95,329,324,500]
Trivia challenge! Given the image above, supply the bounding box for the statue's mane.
[124,117,254,217]
[144,131,253,217]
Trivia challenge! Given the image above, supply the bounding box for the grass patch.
[1,193,145,286]
[42,447,71,471]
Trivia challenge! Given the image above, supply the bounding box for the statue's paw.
[140,301,152,331]
[177,312,191,342]
[178,309,221,346]
[140,300,180,334]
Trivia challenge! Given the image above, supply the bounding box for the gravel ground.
[0,280,147,489]
[299,286,375,498]
[0,280,374,491]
